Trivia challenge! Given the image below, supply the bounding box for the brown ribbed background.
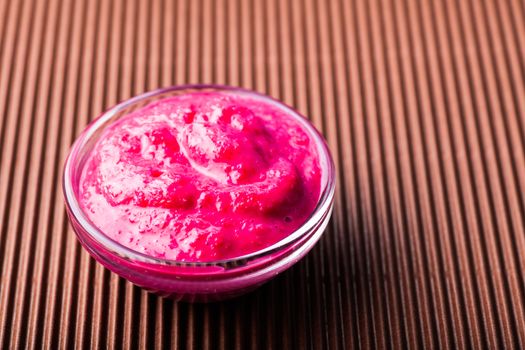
[1,0,524,348]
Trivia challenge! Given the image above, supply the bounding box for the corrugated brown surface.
[0,0,524,348]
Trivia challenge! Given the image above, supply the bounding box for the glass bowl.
[62,85,336,302]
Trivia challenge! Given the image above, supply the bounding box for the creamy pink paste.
[79,91,321,261]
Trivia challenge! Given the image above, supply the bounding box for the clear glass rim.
[63,84,336,267]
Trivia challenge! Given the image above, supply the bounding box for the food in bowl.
[63,86,335,301]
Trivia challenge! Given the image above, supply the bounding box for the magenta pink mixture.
[79,91,321,261]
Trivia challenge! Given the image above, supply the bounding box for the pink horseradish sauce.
[79,91,321,262]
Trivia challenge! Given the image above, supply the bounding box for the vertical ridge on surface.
[0,0,42,347]
[444,0,506,347]
[25,0,81,346]
[455,0,520,346]
[0,0,20,154]
[416,0,475,346]
[380,1,420,347]
[4,0,54,344]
